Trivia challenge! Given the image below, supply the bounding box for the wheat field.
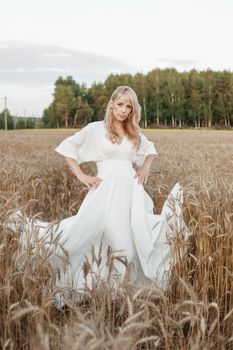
[0,128,233,350]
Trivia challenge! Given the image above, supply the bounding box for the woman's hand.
[64,156,103,190]
[134,164,150,185]
[76,172,103,189]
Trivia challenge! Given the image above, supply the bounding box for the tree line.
[1,68,233,129]
[43,68,233,128]
[0,111,40,129]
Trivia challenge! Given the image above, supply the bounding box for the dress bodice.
[99,122,138,162]
[55,120,158,167]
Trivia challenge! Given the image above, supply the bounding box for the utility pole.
[4,96,7,130]
[14,112,18,129]
[24,109,27,128]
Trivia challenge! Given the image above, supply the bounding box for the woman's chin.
[115,116,127,122]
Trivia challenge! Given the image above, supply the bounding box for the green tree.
[202,69,214,128]
[73,96,94,127]
[16,118,26,129]
[88,82,108,121]
[147,68,162,125]
[54,85,76,128]
[0,109,14,129]
[42,103,58,128]
[26,117,35,129]
[132,72,149,127]
[188,70,204,127]
[214,70,233,127]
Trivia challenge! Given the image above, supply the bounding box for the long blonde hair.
[104,86,142,150]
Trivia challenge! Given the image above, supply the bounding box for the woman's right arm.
[64,156,102,189]
[55,123,102,189]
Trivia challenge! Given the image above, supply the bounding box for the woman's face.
[111,94,132,122]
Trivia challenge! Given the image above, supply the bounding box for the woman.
[9,86,188,306]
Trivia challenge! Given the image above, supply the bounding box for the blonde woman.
[10,86,188,307]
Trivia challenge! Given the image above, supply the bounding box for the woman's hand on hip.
[134,165,150,185]
[76,172,103,189]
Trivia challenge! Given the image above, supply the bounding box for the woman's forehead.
[115,94,132,104]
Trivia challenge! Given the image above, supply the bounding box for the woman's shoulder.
[75,120,104,135]
[83,120,105,130]
[138,128,145,138]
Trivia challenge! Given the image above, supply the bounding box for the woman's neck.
[113,120,124,131]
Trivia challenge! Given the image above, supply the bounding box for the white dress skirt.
[7,120,188,306]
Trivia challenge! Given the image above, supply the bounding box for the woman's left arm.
[134,154,156,185]
[134,131,158,184]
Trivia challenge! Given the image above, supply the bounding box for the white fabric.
[8,120,189,307]
[54,120,158,167]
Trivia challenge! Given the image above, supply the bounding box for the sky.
[0,0,232,117]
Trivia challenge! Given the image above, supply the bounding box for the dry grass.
[0,128,233,349]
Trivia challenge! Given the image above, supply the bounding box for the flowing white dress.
[8,120,188,305]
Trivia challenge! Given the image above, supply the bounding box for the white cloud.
[155,58,200,67]
[0,42,136,116]
[41,53,71,57]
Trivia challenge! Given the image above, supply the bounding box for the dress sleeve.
[134,131,158,167]
[54,123,91,163]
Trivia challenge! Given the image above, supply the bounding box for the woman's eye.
[117,103,132,109]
